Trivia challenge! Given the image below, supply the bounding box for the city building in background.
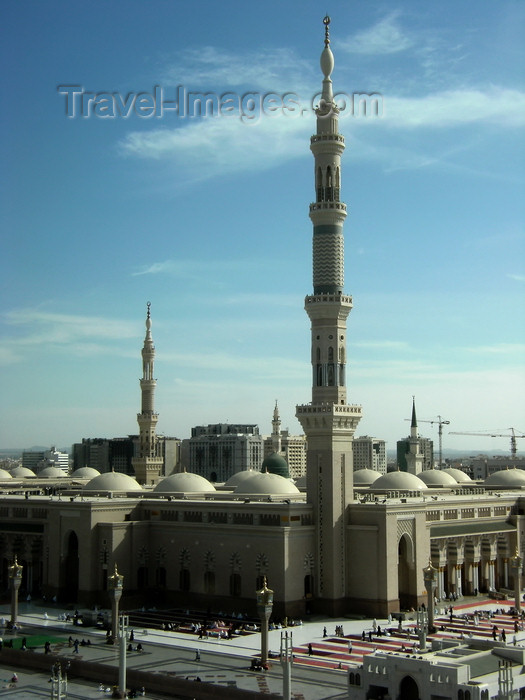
[182,424,263,483]
[22,447,69,475]
[352,436,387,474]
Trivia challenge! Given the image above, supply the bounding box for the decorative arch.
[398,530,417,609]
[179,548,191,592]
[230,552,242,573]
[203,552,215,594]
[399,675,419,700]
[61,530,79,603]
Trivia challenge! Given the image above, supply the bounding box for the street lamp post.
[118,614,129,699]
[8,556,23,629]
[50,662,67,700]
[423,560,438,634]
[108,564,124,643]
[280,630,293,700]
[511,549,522,614]
[256,577,274,666]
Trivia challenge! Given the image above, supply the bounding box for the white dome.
[0,468,13,479]
[370,471,427,491]
[39,466,67,478]
[484,468,525,488]
[353,468,382,485]
[10,466,36,478]
[224,469,258,488]
[154,472,216,493]
[418,469,458,487]
[71,467,100,479]
[234,472,300,496]
[83,471,142,492]
[441,468,472,483]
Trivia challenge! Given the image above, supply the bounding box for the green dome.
[261,452,289,478]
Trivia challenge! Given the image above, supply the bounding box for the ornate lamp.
[108,563,124,642]
[511,548,522,613]
[423,560,438,633]
[256,577,274,665]
[8,556,23,628]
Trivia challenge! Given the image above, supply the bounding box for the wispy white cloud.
[133,258,251,278]
[119,83,524,184]
[508,273,525,282]
[0,309,138,364]
[162,46,315,95]
[5,309,136,339]
[354,340,411,351]
[339,12,413,55]
[382,88,525,128]
[119,111,310,179]
[463,343,525,356]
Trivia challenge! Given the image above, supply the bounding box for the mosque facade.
[1,18,524,621]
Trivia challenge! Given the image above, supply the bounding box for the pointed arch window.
[335,167,340,201]
[325,166,333,201]
[316,166,323,202]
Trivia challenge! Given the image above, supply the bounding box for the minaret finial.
[411,396,417,429]
[147,301,151,318]
[323,15,331,47]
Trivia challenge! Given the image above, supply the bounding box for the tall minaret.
[296,16,362,615]
[405,396,424,474]
[132,302,164,484]
[271,401,282,454]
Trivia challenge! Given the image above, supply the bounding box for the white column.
[489,561,496,589]
[456,565,462,597]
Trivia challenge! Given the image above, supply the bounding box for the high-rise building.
[22,447,69,475]
[182,423,263,482]
[352,436,387,474]
[295,16,362,615]
[131,303,164,484]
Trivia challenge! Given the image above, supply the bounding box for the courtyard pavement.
[0,596,523,699]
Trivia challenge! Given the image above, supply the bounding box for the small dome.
[261,452,289,479]
[0,468,13,479]
[10,466,36,478]
[83,471,142,492]
[354,468,382,485]
[71,467,101,479]
[39,466,67,478]
[418,469,458,487]
[224,469,258,488]
[234,472,300,496]
[441,468,472,483]
[484,468,525,488]
[154,472,216,493]
[370,471,427,491]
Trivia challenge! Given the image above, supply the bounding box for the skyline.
[1,1,524,453]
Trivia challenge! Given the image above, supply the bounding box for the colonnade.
[431,534,518,600]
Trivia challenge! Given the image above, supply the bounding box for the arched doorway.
[399,674,420,700]
[62,532,79,603]
[398,534,416,609]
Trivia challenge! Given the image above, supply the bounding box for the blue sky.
[1,0,524,455]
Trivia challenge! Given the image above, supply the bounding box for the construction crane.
[405,415,450,467]
[448,428,525,457]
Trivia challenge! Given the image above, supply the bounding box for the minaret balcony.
[305,293,352,305]
[296,402,362,416]
[310,134,345,145]
[309,201,347,214]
